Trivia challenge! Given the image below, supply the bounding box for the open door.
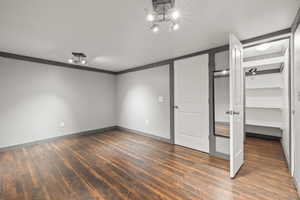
[229,33,245,178]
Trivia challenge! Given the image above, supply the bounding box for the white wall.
[116,65,170,139]
[0,57,116,148]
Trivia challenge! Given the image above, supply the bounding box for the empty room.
[1,0,300,199]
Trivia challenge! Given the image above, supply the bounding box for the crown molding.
[0,29,291,75]
[117,28,291,75]
[0,51,117,75]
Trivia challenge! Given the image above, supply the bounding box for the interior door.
[174,54,209,153]
[229,33,245,178]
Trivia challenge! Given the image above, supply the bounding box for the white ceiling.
[0,0,299,72]
[244,39,289,58]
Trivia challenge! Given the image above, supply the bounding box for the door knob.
[226,110,240,115]
[174,105,179,109]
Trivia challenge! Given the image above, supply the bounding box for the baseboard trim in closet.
[116,126,171,143]
[0,126,117,152]
[246,132,281,140]
[294,176,300,198]
[211,151,230,160]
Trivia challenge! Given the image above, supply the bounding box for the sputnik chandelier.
[68,52,88,65]
[146,0,180,32]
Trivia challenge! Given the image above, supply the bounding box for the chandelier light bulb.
[151,24,159,32]
[68,58,74,63]
[171,10,180,20]
[172,23,179,31]
[68,53,87,65]
[80,60,87,65]
[153,26,159,32]
[147,13,155,22]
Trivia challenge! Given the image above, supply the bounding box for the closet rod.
[213,68,281,78]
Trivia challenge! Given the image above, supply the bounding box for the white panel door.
[174,54,209,153]
[229,33,245,178]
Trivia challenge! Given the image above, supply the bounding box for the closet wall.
[245,73,283,137]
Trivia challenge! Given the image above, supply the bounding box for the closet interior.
[213,38,290,162]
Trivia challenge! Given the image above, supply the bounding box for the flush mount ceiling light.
[146,0,180,32]
[256,43,271,51]
[68,52,88,65]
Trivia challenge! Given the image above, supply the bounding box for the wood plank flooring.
[0,130,299,200]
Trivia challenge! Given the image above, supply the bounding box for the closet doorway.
[243,38,291,166]
[213,37,292,176]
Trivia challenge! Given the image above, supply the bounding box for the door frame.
[169,48,227,146]
[290,9,300,176]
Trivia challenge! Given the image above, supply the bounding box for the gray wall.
[215,51,229,70]
[0,57,116,148]
[116,65,170,140]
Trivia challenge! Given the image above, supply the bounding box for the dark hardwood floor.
[0,130,299,200]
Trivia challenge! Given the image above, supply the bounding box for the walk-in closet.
[213,38,291,164]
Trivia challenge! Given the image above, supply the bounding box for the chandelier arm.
[148,0,179,32]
